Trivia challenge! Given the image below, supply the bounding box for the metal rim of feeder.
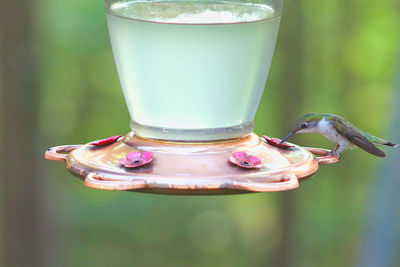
[45,132,339,195]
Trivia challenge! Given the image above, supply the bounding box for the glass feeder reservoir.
[45,0,339,195]
[106,0,282,141]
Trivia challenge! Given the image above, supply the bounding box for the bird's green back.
[323,113,390,145]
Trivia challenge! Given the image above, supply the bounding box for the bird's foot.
[327,150,341,159]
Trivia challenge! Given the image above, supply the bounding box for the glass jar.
[105,0,283,141]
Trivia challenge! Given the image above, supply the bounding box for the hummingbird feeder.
[45,0,339,195]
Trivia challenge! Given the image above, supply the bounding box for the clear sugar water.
[106,1,280,141]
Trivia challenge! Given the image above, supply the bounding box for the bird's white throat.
[317,117,348,146]
[317,117,333,134]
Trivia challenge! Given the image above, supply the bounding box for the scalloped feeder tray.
[45,132,339,195]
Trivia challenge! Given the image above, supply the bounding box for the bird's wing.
[333,119,385,157]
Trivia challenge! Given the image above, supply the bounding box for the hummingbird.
[280,113,398,158]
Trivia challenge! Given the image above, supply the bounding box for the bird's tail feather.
[361,132,398,147]
[385,142,399,147]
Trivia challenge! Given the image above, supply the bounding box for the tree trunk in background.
[271,1,304,266]
[0,1,42,266]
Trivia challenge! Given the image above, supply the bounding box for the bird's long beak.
[280,130,298,144]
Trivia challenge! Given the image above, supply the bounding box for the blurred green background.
[1,0,400,266]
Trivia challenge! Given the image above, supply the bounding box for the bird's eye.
[300,122,307,129]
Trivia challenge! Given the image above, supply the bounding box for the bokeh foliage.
[18,0,400,266]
